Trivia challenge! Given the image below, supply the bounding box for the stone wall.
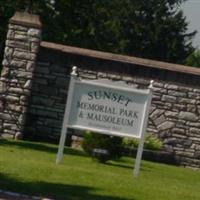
[0,12,41,138]
[19,43,199,168]
[0,12,200,168]
[146,81,200,168]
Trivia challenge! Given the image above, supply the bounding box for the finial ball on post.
[71,66,78,76]
[149,80,154,89]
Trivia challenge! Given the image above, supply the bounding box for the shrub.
[144,134,163,150]
[122,133,162,151]
[82,131,123,163]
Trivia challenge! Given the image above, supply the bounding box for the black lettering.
[88,92,94,100]
[94,91,101,99]
[87,112,94,120]
[111,93,118,101]
[133,111,139,119]
[77,101,81,108]
[125,98,132,106]
[87,90,133,106]
[78,111,84,118]
[117,95,125,104]
[103,91,111,100]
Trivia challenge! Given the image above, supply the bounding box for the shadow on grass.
[106,160,155,173]
[0,173,135,200]
[106,161,134,170]
[0,139,87,157]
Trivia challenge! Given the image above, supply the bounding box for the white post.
[56,66,78,164]
[133,80,154,177]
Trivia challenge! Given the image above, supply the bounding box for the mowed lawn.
[0,139,200,200]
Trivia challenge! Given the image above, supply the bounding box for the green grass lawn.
[0,139,200,200]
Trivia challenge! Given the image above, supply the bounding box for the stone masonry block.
[179,111,198,122]
[26,62,35,71]
[7,30,15,38]
[7,104,23,113]
[168,90,187,97]
[2,59,9,66]
[14,34,28,41]
[0,81,7,93]
[24,80,32,89]
[187,122,200,128]
[14,30,28,36]
[161,95,176,103]
[164,84,178,90]
[10,60,27,68]
[153,81,164,88]
[4,47,13,58]
[158,121,175,131]
[13,51,36,61]
[2,67,10,80]
[9,24,28,31]
[8,87,24,94]
[165,111,178,118]
[178,98,196,104]
[28,28,41,37]
[150,109,164,120]
[0,113,13,121]
[6,39,30,50]
[190,128,200,134]
[5,95,19,103]
[31,42,40,53]
[153,114,166,126]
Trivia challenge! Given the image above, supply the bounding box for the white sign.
[68,80,150,139]
[56,66,153,177]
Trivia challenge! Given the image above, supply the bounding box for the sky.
[181,0,200,49]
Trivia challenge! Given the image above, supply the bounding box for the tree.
[185,50,200,67]
[0,0,197,64]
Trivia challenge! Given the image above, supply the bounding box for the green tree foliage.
[185,50,200,67]
[0,0,196,64]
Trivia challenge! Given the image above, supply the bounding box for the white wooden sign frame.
[56,66,153,177]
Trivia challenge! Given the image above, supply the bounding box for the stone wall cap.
[41,41,200,77]
[10,12,42,28]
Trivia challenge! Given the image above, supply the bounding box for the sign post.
[56,66,78,164]
[133,80,153,177]
[56,66,153,176]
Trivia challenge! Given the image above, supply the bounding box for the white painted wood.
[56,67,153,178]
[66,79,150,138]
[133,80,154,177]
[56,66,78,164]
